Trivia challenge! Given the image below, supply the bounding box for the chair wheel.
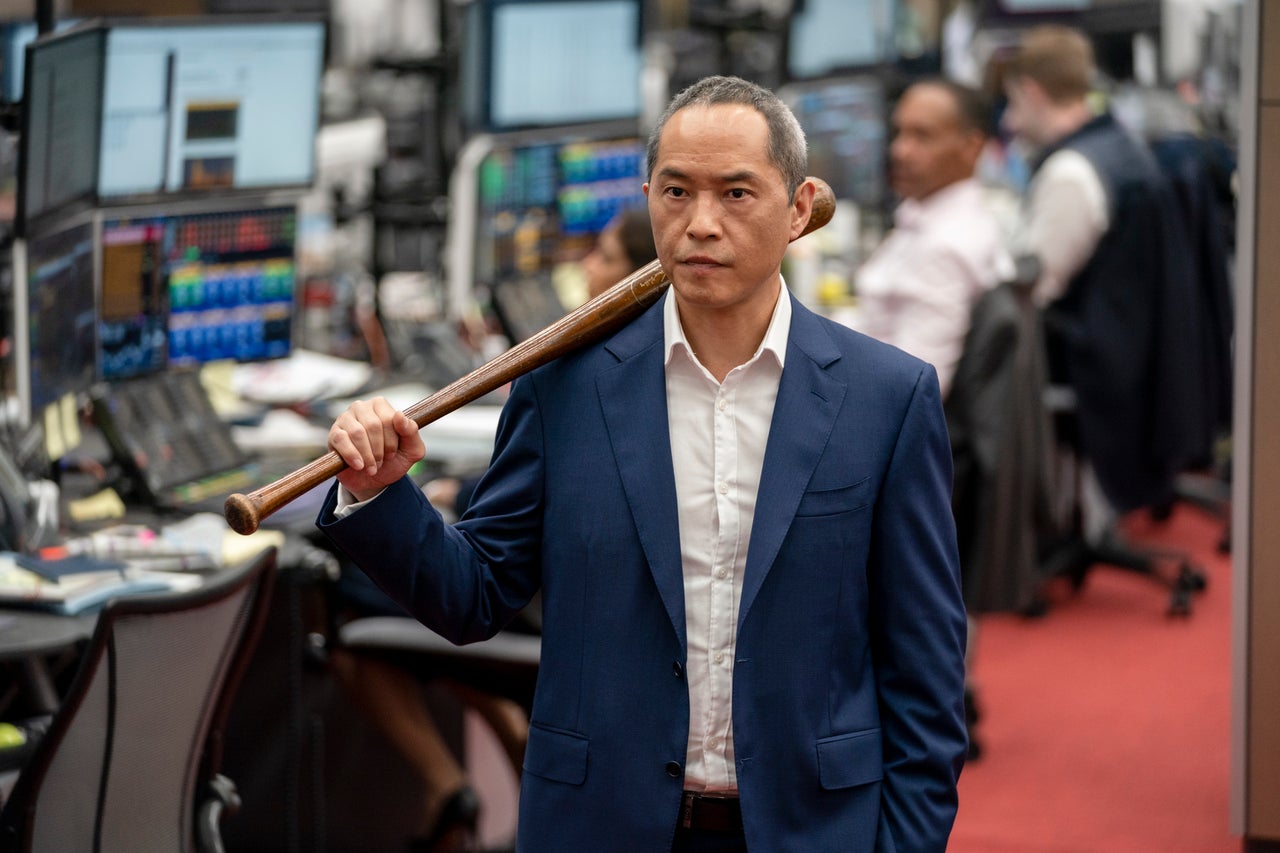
[1179,562,1208,592]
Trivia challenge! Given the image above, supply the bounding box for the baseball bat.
[225,178,836,535]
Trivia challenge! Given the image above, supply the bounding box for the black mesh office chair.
[0,546,277,853]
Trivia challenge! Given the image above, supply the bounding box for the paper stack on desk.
[0,552,202,615]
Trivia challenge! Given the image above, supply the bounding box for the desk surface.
[0,610,95,661]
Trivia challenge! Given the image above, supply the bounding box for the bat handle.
[226,451,345,535]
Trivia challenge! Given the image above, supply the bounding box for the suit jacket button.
[666,761,683,778]
[673,661,684,678]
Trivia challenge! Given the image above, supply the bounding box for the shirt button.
[713,651,724,665]
[715,568,727,580]
[717,398,727,412]
[707,738,720,750]
[666,761,683,778]
[718,482,729,495]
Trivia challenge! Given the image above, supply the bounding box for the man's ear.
[790,179,817,241]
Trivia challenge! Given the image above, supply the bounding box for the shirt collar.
[663,280,791,372]
[894,177,982,230]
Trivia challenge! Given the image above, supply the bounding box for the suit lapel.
[739,300,846,628]
[597,300,686,649]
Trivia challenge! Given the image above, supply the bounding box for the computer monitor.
[0,18,80,104]
[17,214,97,419]
[99,214,169,380]
[99,204,298,377]
[982,0,1090,15]
[97,19,325,203]
[786,0,896,81]
[473,129,645,341]
[782,76,888,210]
[16,26,105,236]
[163,204,298,368]
[463,0,643,132]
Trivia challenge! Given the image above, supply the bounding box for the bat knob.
[225,493,262,536]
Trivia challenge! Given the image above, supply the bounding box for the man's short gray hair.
[646,75,808,197]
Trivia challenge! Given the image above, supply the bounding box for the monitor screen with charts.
[100,204,299,377]
[473,129,646,341]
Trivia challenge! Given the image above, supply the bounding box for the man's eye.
[666,186,686,198]
[728,189,748,199]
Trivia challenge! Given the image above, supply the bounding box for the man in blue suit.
[319,76,967,852]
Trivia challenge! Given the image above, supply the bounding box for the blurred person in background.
[579,205,660,299]
[1002,25,1212,539]
[850,78,1011,398]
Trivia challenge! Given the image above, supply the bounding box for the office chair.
[946,254,1058,617]
[1040,375,1208,617]
[0,546,277,853]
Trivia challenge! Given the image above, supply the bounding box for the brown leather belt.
[680,791,743,833]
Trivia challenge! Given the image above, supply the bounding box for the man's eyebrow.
[652,167,763,184]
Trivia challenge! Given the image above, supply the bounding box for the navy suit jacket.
[319,293,967,852]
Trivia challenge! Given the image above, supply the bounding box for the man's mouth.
[681,255,725,268]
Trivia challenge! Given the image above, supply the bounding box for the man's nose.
[686,194,722,240]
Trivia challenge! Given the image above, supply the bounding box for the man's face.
[643,104,811,317]
[1002,76,1050,148]
[889,85,982,202]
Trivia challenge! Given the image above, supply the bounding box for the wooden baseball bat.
[225,178,836,535]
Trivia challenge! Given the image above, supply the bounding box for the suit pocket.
[816,728,883,790]
[524,722,589,785]
[795,477,872,518]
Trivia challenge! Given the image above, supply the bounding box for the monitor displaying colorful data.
[99,215,170,381]
[473,130,645,341]
[100,205,298,376]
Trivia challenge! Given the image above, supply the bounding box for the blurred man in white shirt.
[853,79,1011,397]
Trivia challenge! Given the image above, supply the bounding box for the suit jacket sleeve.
[870,365,968,852]
[316,375,545,645]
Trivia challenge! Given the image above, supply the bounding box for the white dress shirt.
[1016,149,1109,306]
[851,178,1010,397]
[663,285,789,793]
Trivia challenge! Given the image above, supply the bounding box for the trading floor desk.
[0,610,95,714]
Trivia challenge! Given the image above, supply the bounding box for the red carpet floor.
[950,504,1237,852]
